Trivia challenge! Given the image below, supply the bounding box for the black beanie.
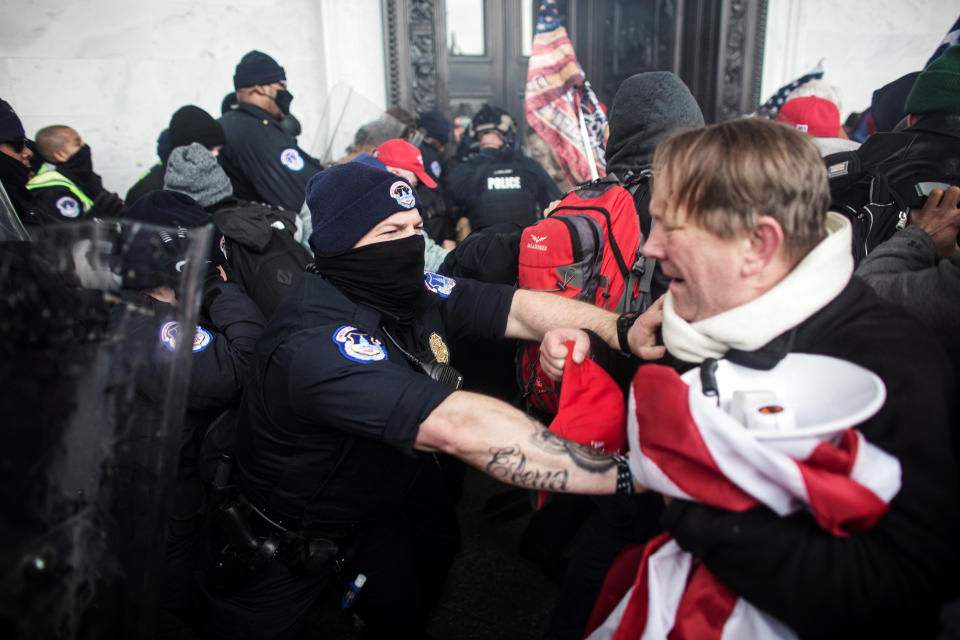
[157,128,171,162]
[418,110,451,144]
[0,99,25,143]
[233,50,286,89]
[169,105,226,150]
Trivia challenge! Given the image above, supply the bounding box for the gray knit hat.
[163,142,233,207]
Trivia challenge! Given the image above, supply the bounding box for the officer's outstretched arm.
[503,289,665,360]
[416,390,644,495]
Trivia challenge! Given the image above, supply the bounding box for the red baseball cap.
[373,139,437,189]
[775,96,841,138]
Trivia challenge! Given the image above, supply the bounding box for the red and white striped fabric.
[586,363,901,640]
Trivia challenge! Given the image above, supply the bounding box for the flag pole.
[575,91,599,180]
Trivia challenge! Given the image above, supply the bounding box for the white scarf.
[662,212,853,363]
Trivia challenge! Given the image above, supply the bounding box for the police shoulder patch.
[430,160,442,177]
[56,196,81,218]
[332,325,388,363]
[159,321,213,353]
[280,147,305,171]
[424,272,456,298]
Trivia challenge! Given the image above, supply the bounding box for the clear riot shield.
[304,83,409,165]
[0,179,30,243]
[0,218,211,639]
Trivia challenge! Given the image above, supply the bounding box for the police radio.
[381,326,463,390]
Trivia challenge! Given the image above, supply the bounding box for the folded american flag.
[585,360,900,640]
[525,0,607,184]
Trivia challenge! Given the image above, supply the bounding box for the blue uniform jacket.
[236,271,515,526]
[220,102,322,212]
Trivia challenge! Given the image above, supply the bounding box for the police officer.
[415,110,457,248]
[22,125,125,224]
[446,105,560,237]
[220,50,323,213]
[197,162,663,639]
[0,98,36,221]
[120,190,266,629]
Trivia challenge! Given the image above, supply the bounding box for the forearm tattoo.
[485,446,569,491]
[484,420,616,491]
[529,428,617,473]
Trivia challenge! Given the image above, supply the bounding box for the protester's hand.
[201,262,228,315]
[908,185,960,259]
[441,239,457,250]
[628,295,666,361]
[543,199,562,217]
[540,329,591,381]
[90,191,126,219]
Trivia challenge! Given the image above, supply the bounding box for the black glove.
[90,191,126,219]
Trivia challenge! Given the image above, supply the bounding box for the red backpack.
[516,171,656,414]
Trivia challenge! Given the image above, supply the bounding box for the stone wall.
[0,0,386,195]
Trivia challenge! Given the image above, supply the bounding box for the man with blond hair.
[544,117,960,638]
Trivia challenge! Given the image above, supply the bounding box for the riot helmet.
[469,105,516,149]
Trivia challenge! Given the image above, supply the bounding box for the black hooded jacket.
[604,71,705,177]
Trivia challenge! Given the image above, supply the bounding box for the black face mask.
[313,233,425,324]
[274,89,294,116]
[0,151,30,190]
[61,143,92,174]
[59,144,103,195]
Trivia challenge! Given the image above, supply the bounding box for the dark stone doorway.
[383,0,767,126]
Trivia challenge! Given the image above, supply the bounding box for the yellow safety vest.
[25,165,95,210]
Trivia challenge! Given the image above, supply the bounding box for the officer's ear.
[251,84,272,98]
[52,146,73,163]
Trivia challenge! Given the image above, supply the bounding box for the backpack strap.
[617,170,656,313]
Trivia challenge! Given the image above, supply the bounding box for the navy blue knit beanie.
[122,191,224,290]
[233,50,286,89]
[126,190,215,229]
[418,110,451,144]
[0,99,25,143]
[307,163,421,253]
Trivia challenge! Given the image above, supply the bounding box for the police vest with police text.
[467,155,540,230]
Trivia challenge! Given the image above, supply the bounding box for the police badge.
[429,332,449,364]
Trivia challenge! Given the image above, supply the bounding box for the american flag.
[926,14,960,68]
[754,60,825,119]
[584,360,898,640]
[525,0,607,184]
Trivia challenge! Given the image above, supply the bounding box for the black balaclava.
[312,233,426,325]
[58,144,103,196]
[0,152,31,215]
[604,72,705,175]
[0,152,30,191]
